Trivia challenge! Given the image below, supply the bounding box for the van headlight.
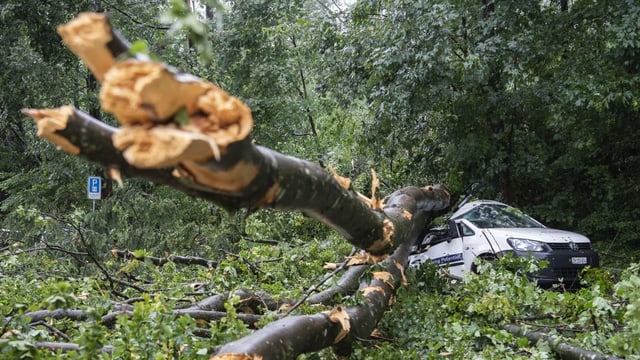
[507,238,550,252]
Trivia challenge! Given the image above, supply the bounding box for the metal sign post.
[87,176,102,210]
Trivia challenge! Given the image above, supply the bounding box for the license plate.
[571,257,587,265]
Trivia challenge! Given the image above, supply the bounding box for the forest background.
[1,0,639,358]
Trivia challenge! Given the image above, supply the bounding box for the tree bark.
[23,12,450,256]
[212,236,424,359]
[22,12,451,359]
[24,105,449,255]
[307,265,369,305]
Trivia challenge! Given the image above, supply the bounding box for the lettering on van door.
[431,253,464,266]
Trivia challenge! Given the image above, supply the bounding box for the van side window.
[459,222,474,236]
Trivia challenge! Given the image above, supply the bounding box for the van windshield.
[457,204,544,229]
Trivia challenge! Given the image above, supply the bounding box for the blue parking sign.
[87,176,102,200]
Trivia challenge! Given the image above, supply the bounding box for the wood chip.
[361,286,385,297]
[108,167,123,187]
[372,271,395,290]
[323,306,351,343]
[346,253,388,266]
[327,165,351,190]
[365,219,394,254]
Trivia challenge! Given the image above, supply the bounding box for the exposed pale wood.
[101,59,254,187]
[100,60,253,143]
[21,107,79,155]
[57,13,115,81]
[112,125,221,168]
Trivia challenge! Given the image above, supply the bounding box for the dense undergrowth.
[376,256,638,359]
[1,217,639,359]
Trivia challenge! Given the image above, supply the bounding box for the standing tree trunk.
[22,13,451,359]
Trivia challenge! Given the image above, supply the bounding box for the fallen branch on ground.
[503,324,623,360]
[111,249,217,268]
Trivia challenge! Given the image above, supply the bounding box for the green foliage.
[207,296,251,344]
[128,40,150,56]
[608,263,640,357]
[369,256,633,359]
[160,0,225,64]
[333,0,640,248]
[2,0,640,358]
[109,294,204,359]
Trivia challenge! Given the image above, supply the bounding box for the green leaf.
[174,107,190,126]
[129,40,149,56]
[133,249,148,258]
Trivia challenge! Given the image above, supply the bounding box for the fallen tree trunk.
[24,104,448,257]
[213,207,430,359]
[22,12,451,358]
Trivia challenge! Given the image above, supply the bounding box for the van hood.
[484,228,591,244]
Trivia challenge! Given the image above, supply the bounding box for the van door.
[457,220,498,274]
[428,219,465,278]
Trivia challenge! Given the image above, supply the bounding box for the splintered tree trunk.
[23,13,451,359]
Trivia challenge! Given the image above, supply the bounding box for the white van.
[408,200,599,287]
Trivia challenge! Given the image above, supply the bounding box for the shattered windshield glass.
[457,204,544,229]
